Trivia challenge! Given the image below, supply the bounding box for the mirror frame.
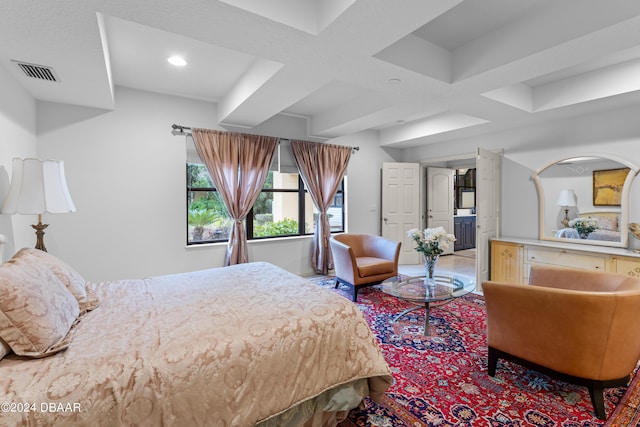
[532,153,639,248]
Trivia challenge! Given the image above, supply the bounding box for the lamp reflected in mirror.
[557,189,578,228]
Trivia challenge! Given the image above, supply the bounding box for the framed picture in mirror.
[593,168,630,206]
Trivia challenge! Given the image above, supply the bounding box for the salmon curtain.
[291,140,351,274]
[192,129,278,265]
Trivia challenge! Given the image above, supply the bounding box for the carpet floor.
[311,278,636,427]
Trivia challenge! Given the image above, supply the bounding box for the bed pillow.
[0,253,80,358]
[594,215,618,232]
[14,248,99,313]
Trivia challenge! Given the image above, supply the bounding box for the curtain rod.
[171,124,359,152]
[171,124,192,136]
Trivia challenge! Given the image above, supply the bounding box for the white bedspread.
[0,262,391,426]
[555,228,621,242]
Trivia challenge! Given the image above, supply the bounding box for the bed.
[554,211,621,242]
[0,243,392,426]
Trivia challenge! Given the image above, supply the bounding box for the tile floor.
[398,250,476,281]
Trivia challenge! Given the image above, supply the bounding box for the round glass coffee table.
[381,273,476,336]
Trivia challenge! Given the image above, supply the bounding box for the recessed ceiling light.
[388,78,401,85]
[168,56,187,67]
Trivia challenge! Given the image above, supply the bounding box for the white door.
[382,162,421,265]
[476,148,502,289]
[426,167,454,255]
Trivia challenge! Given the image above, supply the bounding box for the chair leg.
[333,279,358,301]
[589,383,606,420]
[487,347,499,376]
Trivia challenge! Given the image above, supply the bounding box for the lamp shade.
[1,158,76,214]
[556,189,577,207]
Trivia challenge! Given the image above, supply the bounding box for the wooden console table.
[490,237,640,284]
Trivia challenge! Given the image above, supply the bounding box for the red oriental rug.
[313,279,638,426]
[606,373,640,426]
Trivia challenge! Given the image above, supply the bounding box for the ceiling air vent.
[12,60,60,82]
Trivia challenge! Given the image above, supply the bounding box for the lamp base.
[561,208,570,228]
[31,214,48,252]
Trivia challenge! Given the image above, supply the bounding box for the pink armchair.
[329,234,401,302]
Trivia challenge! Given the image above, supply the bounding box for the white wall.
[334,130,398,235]
[16,78,640,279]
[33,86,397,281]
[402,104,640,249]
[0,65,38,261]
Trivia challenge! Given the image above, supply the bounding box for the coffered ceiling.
[2,0,640,148]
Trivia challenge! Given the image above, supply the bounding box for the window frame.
[186,165,345,245]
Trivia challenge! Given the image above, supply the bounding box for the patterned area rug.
[311,277,635,426]
[606,372,640,426]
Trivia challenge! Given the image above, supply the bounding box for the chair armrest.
[482,281,640,380]
[330,238,358,283]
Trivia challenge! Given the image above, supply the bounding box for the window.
[186,163,231,243]
[186,142,345,245]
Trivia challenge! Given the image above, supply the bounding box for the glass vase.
[423,254,439,279]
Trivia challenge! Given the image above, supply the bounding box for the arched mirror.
[532,154,639,248]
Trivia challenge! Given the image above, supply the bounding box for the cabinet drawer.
[613,256,640,278]
[526,247,606,271]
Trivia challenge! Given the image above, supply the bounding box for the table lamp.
[1,158,76,252]
[556,189,577,228]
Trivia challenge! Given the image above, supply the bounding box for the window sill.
[185,234,314,249]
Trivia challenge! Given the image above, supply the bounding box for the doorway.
[383,149,501,287]
[427,160,477,280]
[396,157,477,280]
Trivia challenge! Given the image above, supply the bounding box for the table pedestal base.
[392,299,454,336]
